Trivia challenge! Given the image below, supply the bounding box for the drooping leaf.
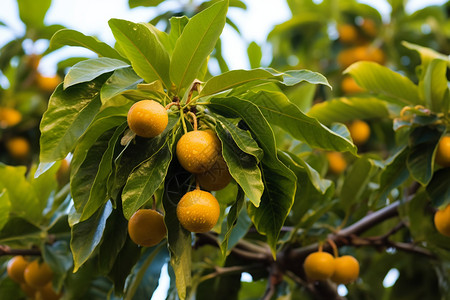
[247,91,357,154]
[70,201,113,272]
[50,29,127,61]
[219,189,245,255]
[307,96,390,126]
[277,69,331,88]
[64,57,129,89]
[170,0,228,94]
[39,75,109,162]
[214,122,264,207]
[109,19,171,89]
[407,126,444,185]
[345,61,422,105]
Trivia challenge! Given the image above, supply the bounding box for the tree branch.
[0,245,41,256]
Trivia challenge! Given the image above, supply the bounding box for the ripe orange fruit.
[56,159,70,186]
[177,190,220,233]
[0,107,22,128]
[337,45,385,68]
[341,76,364,94]
[6,137,30,160]
[338,24,358,44]
[434,204,450,237]
[331,255,360,284]
[197,156,232,191]
[20,283,37,298]
[326,152,347,175]
[435,136,450,167]
[128,209,167,247]
[24,260,53,289]
[35,282,61,300]
[361,19,377,38]
[348,120,370,146]
[36,73,61,93]
[303,252,335,281]
[176,130,221,174]
[7,256,29,283]
[127,100,168,138]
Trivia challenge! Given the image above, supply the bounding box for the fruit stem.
[195,179,200,190]
[327,239,339,258]
[188,111,198,131]
[318,242,323,252]
[180,109,188,134]
[152,195,156,210]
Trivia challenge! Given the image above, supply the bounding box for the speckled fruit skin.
[303,252,335,281]
[127,100,168,138]
[434,204,450,237]
[348,120,370,146]
[177,190,220,233]
[176,130,221,174]
[7,256,29,283]
[197,156,232,191]
[435,136,450,167]
[331,255,360,284]
[24,260,53,289]
[128,209,167,247]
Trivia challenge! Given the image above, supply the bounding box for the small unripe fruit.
[197,156,232,191]
[303,252,335,281]
[434,204,450,237]
[435,136,450,167]
[348,120,370,146]
[24,260,53,289]
[127,100,168,138]
[177,190,220,233]
[331,255,360,284]
[128,209,167,247]
[7,256,29,283]
[176,130,221,174]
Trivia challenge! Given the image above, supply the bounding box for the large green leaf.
[276,69,331,88]
[17,0,51,28]
[247,91,357,154]
[421,59,448,113]
[215,122,264,207]
[109,19,171,89]
[307,96,390,125]
[129,0,165,8]
[199,69,278,97]
[64,57,129,89]
[50,29,126,61]
[100,67,144,104]
[170,0,228,94]
[39,75,109,162]
[0,190,11,232]
[407,126,444,185]
[70,201,113,272]
[344,61,422,105]
[168,16,190,52]
[208,97,296,254]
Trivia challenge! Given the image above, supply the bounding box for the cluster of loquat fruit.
[126,99,231,247]
[6,256,60,300]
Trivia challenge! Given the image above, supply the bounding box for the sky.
[0,0,446,77]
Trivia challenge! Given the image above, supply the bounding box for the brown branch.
[199,264,262,283]
[0,245,41,256]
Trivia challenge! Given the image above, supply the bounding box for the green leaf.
[214,122,264,207]
[170,0,228,94]
[427,168,450,208]
[402,41,450,68]
[0,217,41,244]
[277,69,331,88]
[287,83,317,112]
[307,96,390,126]
[247,91,357,154]
[168,16,190,52]
[79,124,127,221]
[0,190,11,231]
[421,59,448,113]
[109,19,171,89]
[100,67,144,104]
[219,189,245,255]
[39,75,108,162]
[43,241,73,288]
[17,0,51,28]
[122,139,173,220]
[247,42,262,69]
[214,115,263,162]
[340,157,378,210]
[344,61,422,105]
[64,57,129,89]
[50,29,126,61]
[200,69,278,97]
[208,97,296,254]
[407,126,444,185]
[129,0,164,8]
[374,147,410,204]
[71,201,113,272]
